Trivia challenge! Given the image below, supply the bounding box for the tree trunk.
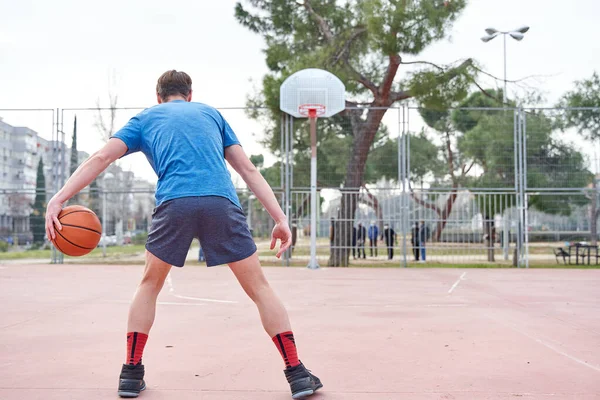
[591,180,598,246]
[484,216,495,262]
[328,108,389,266]
[433,188,458,242]
[431,131,461,242]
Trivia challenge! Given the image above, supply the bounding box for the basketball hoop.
[280,68,345,119]
[279,68,346,270]
[299,104,326,118]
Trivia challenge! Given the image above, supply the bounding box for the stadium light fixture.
[480,26,530,104]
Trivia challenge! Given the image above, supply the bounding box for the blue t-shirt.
[111,100,242,208]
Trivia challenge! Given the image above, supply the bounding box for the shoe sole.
[292,389,314,399]
[292,382,323,399]
[118,380,146,398]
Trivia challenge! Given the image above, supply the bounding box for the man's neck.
[165,95,187,102]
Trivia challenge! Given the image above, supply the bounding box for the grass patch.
[255,258,600,269]
[4,242,597,270]
[0,244,146,261]
[0,248,53,260]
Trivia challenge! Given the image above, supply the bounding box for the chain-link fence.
[0,106,598,267]
[280,106,599,267]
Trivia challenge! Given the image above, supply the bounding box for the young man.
[45,70,322,399]
[384,223,397,260]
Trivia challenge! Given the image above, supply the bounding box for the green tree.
[557,71,600,244]
[249,154,264,168]
[30,159,46,245]
[557,71,600,140]
[460,109,590,260]
[250,154,281,187]
[403,89,504,245]
[236,0,477,266]
[410,88,591,261]
[70,115,79,203]
[453,91,589,261]
[88,179,101,218]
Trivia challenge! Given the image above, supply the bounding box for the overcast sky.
[1,0,599,183]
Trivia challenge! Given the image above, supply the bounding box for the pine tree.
[236,0,476,266]
[31,159,46,245]
[70,115,79,203]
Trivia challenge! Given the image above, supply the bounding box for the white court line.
[383,304,468,308]
[448,272,467,294]
[157,301,206,306]
[108,300,205,306]
[486,315,600,373]
[425,303,469,308]
[166,273,238,304]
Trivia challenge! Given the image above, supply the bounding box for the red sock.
[272,331,300,368]
[126,332,148,365]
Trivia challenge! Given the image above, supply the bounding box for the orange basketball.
[51,205,102,257]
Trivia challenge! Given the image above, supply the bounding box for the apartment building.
[0,117,155,244]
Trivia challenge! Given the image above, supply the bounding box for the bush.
[28,242,43,250]
[132,232,148,245]
[0,241,8,253]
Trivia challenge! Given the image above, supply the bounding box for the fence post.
[283,113,292,266]
[400,105,408,268]
[515,106,529,268]
[520,107,526,268]
[51,108,62,264]
[513,107,522,267]
[523,108,529,268]
[102,187,107,257]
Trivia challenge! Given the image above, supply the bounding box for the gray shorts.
[145,196,257,267]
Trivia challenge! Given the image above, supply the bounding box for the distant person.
[356,222,366,259]
[384,224,397,260]
[352,224,357,259]
[44,70,322,399]
[198,241,205,262]
[290,216,298,256]
[329,217,335,249]
[368,221,379,257]
[411,222,420,261]
[419,221,429,262]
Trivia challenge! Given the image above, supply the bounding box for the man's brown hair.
[156,70,192,101]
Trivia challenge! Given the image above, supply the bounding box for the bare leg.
[229,252,323,397]
[127,250,172,334]
[228,252,291,337]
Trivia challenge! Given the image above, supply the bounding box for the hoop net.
[299,104,326,118]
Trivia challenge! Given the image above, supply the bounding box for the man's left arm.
[45,138,128,240]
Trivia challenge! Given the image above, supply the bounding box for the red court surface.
[1,264,599,400]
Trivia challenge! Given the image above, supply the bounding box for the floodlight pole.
[308,108,320,270]
[481,26,530,105]
[503,34,507,105]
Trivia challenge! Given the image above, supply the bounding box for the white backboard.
[280,68,346,118]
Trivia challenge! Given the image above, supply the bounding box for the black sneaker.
[118,363,146,398]
[284,362,323,399]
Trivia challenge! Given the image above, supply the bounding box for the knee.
[140,271,167,293]
[244,276,270,302]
